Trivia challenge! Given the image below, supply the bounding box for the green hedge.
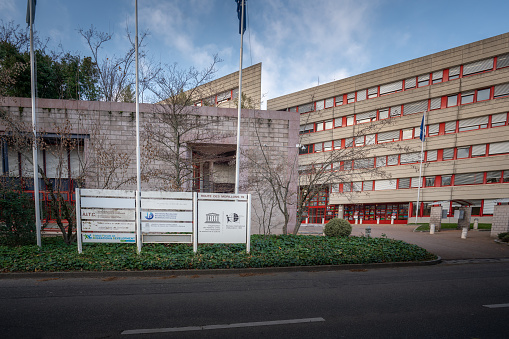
[0,235,437,272]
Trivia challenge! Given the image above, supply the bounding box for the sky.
[2,0,509,108]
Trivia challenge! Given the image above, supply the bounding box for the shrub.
[323,218,352,238]
[0,184,36,246]
[497,232,509,241]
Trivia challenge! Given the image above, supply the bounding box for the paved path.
[301,224,509,260]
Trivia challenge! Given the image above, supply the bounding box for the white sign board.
[141,199,193,210]
[82,221,135,232]
[82,233,136,243]
[142,222,193,233]
[198,193,248,200]
[198,200,247,243]
[81,209,135,221]
[141,211,193,222]
[81,197,134,209]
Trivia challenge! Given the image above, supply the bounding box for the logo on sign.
[205,213,220,223]
[226,213,239,223]
[145,212,154,220]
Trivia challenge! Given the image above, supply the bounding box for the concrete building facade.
[268,33,509,226]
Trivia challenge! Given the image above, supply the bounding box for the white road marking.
[121,317,325,335]
[483,303,509,308]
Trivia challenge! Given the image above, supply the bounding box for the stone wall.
[491,204,509,237]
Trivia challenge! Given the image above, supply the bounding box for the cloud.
[246,0,376,104]
[0,0,16,19]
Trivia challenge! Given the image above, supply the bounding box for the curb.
[0,257,442,280]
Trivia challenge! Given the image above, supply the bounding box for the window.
[477,88,490,101]
[299,103,314,113]
[458,116,488,132]
[428,124,439,136]
[334,118,342,128]
[343,182,352,192]
[368,87,378,99]
[323,141,332,151]
[402,128,413,140]
[441,175,452,186]
[432,70,443,84]
[376,156,386,167]
[356,111,377,124]
[427,150,438,161]
[315,100,325,111]
[289,106,297,112]
[352,182,362,192]
[399,178,410,189]
[314,143,322,152]
[300,123,314,134]
[504,171,509,183]
[404,100,427,116]
[411,177,421,188]
[400,152,420,164]
[355,136,364,147]
[356,90,366,101]
[374,179,397,190]
[363,181,373,191]
[462,58,494,76]
[390,105,401,117]
[387,154,398,166]
[380,81,403,95]
[491,113,507,127]
[443,148,455,160]
[347,92,355,104]
[378,130,400,143]
[447,94,458,107]
[486,171,501,183]
[315,122,324,132]
[489,141,509,155]
[444,121,456,134]
[299,144,312,154]
[494,83,509,98]
[334,140,342,150]
[430,97,441,110]
[461,91,474,104]
[325,98,334,108]
[324,120,333,130]
[405,77,416,89]
[344,138,353,148]
[331,183,339,193]
[354,158,374,169]
[343,160,352,170]
[335,95,343,106]
[217,90,232,103]
[471,144,486,157]
[417,74,430,87]
[379,108,389,120]
[457,147,470,159]
[332,162,340,170]
[449,66,460,80]
[365,134,375,145]
[425,176,435,187]
[346,116,354,126]
[454,172,484,185]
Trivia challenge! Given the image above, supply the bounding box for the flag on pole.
[26,0,37,25]
[236,0,246,34]
[419,114,426,141]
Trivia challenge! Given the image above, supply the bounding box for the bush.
[497,232,509,242]
[0,185,36,246]
[323,218,352,238]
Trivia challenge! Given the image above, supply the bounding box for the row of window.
[300,82,509,134]
[299,140,509,174]
[290,52,509,114]
[194,88,239,107]
[300,112,508,155]
[334,169,509,193]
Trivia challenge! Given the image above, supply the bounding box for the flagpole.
[28,0,41,247]
[415,110,426,224]
[135,0,142,253]
[234,0,245,194]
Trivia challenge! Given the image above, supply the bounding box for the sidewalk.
[300,224,509,260]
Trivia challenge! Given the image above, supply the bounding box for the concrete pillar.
[490,204,509,238]
[429,206,442,232]
[457,206,472,229]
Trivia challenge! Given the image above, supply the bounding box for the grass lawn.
[0,234,437,273]
[409,223,491,232]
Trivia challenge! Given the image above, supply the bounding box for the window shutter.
[400,152,420,164]
[335,95,343,105]
[418,74,430,82]
[334,118,342,128]
[432,70,443,80]
[232,88,239,99]
[368,87,378,96]
[325,98,334,108]
[427,150,437,161]
[355,136,364,147]
[347,92,355,101]
[374,179,397,191]
[443,148,455,160]
[356,111,376,123]
[428,123,439,135]
[380,81,403,95]
[354,157,374,169]
[387,154,398,165]
[315,100,324,111]
[494,83,509,98]
[411,177,421,188]
[471,144,486,157]
[454,172,484,185]
[378,130,400,142]
[404,100,428,115]
[463,58,494,75]
[445,121,456,133]
[352,182,362,192]
[497,53,509,69]
[399,178,410,189]
[331,183,339,193]
[390,105,401,117]
[483,199,495,214]
[314,143,322,152]
[363,181,373,191]
[356,90,366,101]
[459,116,488,130]
[405,77,416,89]
[365,134,375,145]
[299,103,314,113]
[489,141,509,155]
[491,113,507,124]
[449,66,460,76]
[430,97,441,110]
[376,156,386,167]
[345,138,353,148]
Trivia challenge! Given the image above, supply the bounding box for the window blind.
[463,58,494,76]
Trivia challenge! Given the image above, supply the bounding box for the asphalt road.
[2,261,509,338]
